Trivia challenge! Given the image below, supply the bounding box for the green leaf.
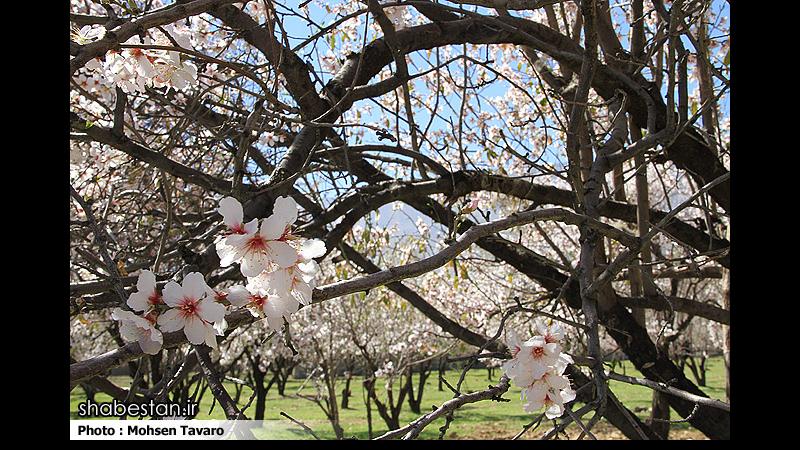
[723,49,730,66]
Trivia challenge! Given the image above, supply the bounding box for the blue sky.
[228,1,729,243]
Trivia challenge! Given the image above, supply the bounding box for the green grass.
[70,356,726,439]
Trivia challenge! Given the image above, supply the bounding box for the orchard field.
[71,357,725,439]
[70,0,731,440]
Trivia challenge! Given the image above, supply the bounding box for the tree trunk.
[405,367,420,414]
[364,379,374,439]
[406,363,431,414]
[79,381,97,402]
[252,364,267,421]
[722,225,731,402]
[341,371,353,409]
[438,358,447,392]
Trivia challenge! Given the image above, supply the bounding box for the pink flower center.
[144,310,159,325]
[214,291,228,302]
[178,297,200,318]
[229,223,247,235]
[280,226,296,241]
[532,347,545,358]
[148,291,163,306]
[246,235,267,252]
[250,294,267,308]
[511,345,520,357]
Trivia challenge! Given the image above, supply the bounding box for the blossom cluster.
[75,25,198,93]
[111,270,225,354]
[502,320,577,419]
[111,196,325,354]
[214,196,326,329]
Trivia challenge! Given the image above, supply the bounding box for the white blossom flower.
[251,238,326,306]
[104,50,148,93]
[159,24,194,50]
[260,131,281,147]
[216,196,257,235]
[111,308,163,355]
[151,52,198,91]
[502,335,559,385]
[71,25,106,45]
[534,318,565,344]
[522,380,576,419]
[123,37,158,79]
[84,57,104,72]
[217,196,299,277]
[127,269,163,312]
[100,34,199,93]
[157,272,226,348]
[226,284,298,330]
[502,327,575,418]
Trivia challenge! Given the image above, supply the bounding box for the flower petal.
[226,285,251,307]
[240,250,270,277]
[197,298,226,323]
[204,325,218,349]
[183,316,208,345]
[157,308,185,332]
[267,241,299,268]
[139,329,163,355]
[560,387,576,404]
[272,196,298,225]
[127,291,150,312]
[294,281,313,306]
[263,269,291,294]
[136,270,156,293]
[218,197,243,229]
[118,321,140,343]
[111,308,136,323]
[162,281,184,307]
[299,239,326,260]
[260,212,290,241]
[242,218,259,234]
[182,272,209,300]
[216,239,241,267]
[545,402,564,419]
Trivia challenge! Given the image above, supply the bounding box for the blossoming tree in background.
[70,0,730,440]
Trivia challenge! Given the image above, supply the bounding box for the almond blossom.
[534,318,565,344]
[216,196,300,278]
[111,308,163,355]
[226,284,299,331]
[251,238,326,306]
[157,272,226,348]
[216,196,258,235]
[126,269,163,312]
[103,48,150,94]
[98,32,199,93]
[502,325,575,419]
[151,52,198,91]
[71,25,105,45]
[502,335,560,385]
[522,380,577,419]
